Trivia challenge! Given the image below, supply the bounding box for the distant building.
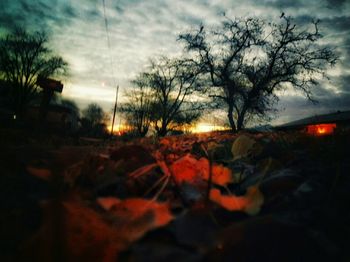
[275,110,350,135]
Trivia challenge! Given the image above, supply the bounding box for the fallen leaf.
[170,154,202,184]
[24,201,122,261]
[97,197,174,239]
[198,158,233,186]
[231,134,263,161]
[210,186,264,215]
[96,197,121,210]
[169,154,233,186]
[26,166,52,180]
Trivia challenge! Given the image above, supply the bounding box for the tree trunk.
[237,109,246,131]
[156,121,168,137]
[157,128,168,137]
[227,103,237,132]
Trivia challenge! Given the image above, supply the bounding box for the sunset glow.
[107,124,132,135]
[191,123,227,133]
[307,123,337,136]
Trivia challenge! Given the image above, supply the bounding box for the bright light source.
[191,123,227,133]
[307,123,336,136]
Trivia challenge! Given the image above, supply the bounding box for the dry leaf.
[231,135,263,160]
[210,185,264,215]
[27,197,174,261]
[97,197,174,237]
[169,154,233,186]
[198,158,233,186]
[26,166,52,180]
[170,154,202,184]
[24,201,122,261]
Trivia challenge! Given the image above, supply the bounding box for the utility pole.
[110,85,119,136]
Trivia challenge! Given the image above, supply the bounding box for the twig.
[201,144,213,203]
[150,175,170,203]
[143,174,168,197]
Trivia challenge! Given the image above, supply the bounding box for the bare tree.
[179,15,337,131]
[144,56,203,136]
[0,27,68,116]
[81,103,109,137]
[119,74,155,137]
[82,103,108,127]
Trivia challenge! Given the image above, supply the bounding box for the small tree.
[144,56,203,136]
[119,74,155,137]
[81,103,109,137]
[179,15,337,131]
[0,27,68,116]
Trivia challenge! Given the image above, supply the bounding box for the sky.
[1,0,350,126]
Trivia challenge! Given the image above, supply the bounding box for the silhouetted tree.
[119,74,155,137]
[81,103,109,137]
[0,27,67,116]
[142,56,203,136]
[179,15,337,131]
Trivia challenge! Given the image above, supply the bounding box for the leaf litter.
[2,131,350,261]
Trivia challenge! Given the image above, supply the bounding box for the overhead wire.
[102,0,119,135]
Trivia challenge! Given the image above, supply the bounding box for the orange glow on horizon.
[307,123,336,136]
[107,124,132,135]
[191,123,227,133]
[107,123,228,135]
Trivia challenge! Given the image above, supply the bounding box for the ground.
[0,128,349,261]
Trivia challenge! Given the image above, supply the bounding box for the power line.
[101,0,119,135]
[111,85,119,135]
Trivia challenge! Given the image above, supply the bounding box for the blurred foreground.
[1,128,350,261]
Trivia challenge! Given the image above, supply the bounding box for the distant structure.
[275,110,350,135]
[36,76,63,121]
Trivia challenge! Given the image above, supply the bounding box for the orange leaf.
[170,154,202,184]
[97,197,173,231]
[199,157,234,186]
[210,185,264,215]
[169,154,233,186]
[26,166,52,180]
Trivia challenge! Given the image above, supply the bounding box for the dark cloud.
[0,0,76,32]
[334,74,350,93]
[320,16,350,31]
[62,5,77,18]
[261,0,304,9]
[325,0,347,9]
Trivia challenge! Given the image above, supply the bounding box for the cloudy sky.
[1,0,350,125]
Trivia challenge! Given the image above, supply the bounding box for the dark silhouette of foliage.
[81,103,109,137]
[123,56,204,136]
[119,74,154,137]
[146,57,203,136]
[0,27,68,116]
[179,15,338,131]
